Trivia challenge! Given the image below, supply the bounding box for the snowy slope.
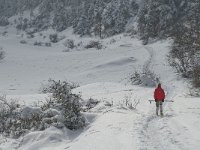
[0,27,200,150]
[0,27,147,95]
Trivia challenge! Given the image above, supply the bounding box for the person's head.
[158,83,161,88]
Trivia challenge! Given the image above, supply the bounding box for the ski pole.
[148,100,174,104]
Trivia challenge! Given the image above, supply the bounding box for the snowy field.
[0,26,200,150]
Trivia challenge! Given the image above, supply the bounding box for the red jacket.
[154,84,165,101]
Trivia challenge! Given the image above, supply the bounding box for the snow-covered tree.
[102,0,133,37]
[93,0,105,38]
[114,0,131,34]
[138,0,188,43]
[74,0,93,36]
[169,1,200,79]
[102,1,116,36]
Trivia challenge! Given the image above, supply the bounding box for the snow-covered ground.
[0,26,200,150]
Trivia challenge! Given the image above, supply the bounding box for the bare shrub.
[121,94,140,109]
[85,41,103,50]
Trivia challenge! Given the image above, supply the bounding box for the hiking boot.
[156,112,158,116]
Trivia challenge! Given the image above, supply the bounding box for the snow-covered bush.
[41,79,79,94]
[41,79,85,130]
[192,65,200,88]
[77,42,83,47]
[0,96,47,138]
[26,29,36,38]
[27,33,34,39]
[0,79,85,138]
[85,98,100,111]
[49,34,58,43]
[0,95,23,138]
[0,16,9,26]
[34,41,43,46]
[2,31,7,36]
[85,41,103,50]
[20,40,27,44]
[141,67,158,87]
[109,39,116,44]
[130,69,158,87]
[130,71,142,85]
[189,87,200,97]
[0,48,5,60]
[63,39,75,49]
[45,42,51,47]
[28,34,35,39]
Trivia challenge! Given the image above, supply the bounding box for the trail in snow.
[136,41,199,150]
[135,43,182,150]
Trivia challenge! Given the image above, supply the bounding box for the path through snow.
[135,41,200,150]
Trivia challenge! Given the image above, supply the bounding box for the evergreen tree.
[74,1,92,36]
[102,1,116,36]
[93,0,105,38]
[114,0,131,34]
[102,0,132,37]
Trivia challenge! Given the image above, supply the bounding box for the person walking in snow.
[154,83,165,116]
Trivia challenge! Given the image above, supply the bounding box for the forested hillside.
[0,0,138,37]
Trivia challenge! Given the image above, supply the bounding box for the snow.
[18,127,74,150]
[0,28,147,95]
[0,26,200,150]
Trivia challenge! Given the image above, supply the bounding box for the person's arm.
[154,90,157,102]
[162,89,165,102]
